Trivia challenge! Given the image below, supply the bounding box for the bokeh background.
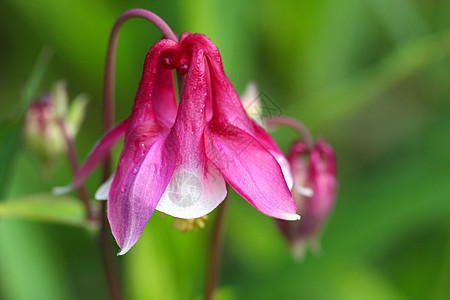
[1,0,449,299]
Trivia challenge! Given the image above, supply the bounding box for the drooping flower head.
[277,138,337,259]
[58,32,299,254]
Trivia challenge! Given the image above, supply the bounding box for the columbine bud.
[23,93,64,166]
[23,81,88,167]
[277,138,337,260]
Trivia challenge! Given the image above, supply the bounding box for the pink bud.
[277,138,337,259]
[23,94,64,166]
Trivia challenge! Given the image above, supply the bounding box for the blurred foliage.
[0,0,449,299]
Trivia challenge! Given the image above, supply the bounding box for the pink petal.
[129,39,181,129]
[205,123,299,220]
[181,34,253,132]
[181,34,296,220]
[108,124,176,255]
[152,66,178,127]
[107,40,183,254]
[52,119,128,195]
[308,139,337,218]
[156,43,227,218]
[182,35,293,190]
[252,121,294,189]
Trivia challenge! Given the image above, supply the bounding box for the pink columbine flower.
[277,138,337,259]
[57,33,298,254]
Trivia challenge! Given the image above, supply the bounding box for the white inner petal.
[95,174,114,200]
[52,185,74,195]
[296,185,314,197]
[156,162,227,219]
[271,151,294,190]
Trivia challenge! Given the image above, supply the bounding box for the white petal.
[296,185,314,197]
[52,185,73,195]
[156,161,227,219]
[95,175,114,200]
[283,213,301,221]
[271,151,294,190]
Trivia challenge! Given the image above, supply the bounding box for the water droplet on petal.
[121,187,127,193]
[133,168,138,175]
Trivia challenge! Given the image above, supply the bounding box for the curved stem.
[265,116,314,149]
[103,8,178,132]
[205,196,228,300]
[99,201,122,300]
[100,9,178,300]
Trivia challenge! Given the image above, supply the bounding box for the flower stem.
[99,201,122,300]
[100,9,178,300]
[57,119,94,220]
[205,196,228,300]
[103,8,178,132]
[264,116,314,148]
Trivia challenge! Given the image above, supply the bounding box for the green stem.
[57,119,94,221]
[205,196,228,300]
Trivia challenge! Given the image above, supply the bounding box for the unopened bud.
[277,139,337,260]
[23,81,88,168]
[23,94,65,166]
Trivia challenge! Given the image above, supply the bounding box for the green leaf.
[0,119,21,199]
[66,93,89,138]
[296,29,450,130]
[52,80,69,119]
[0,193,90,227]
[20,47,53,114]
[0,47,54,199]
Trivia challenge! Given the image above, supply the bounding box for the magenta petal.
[309,139,337,218]
[129,39,181,129]
[181,34,254,132]
[276,138,337,256]
[108,127,176,255]
[205,123,299,220]
[157,43,227,218]
[152,66,178,127]
[107,39,182,254]
[252,121,294,189]
[53,119,128,194]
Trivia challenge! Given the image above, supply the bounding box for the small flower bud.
[23,94,65,166]
[277,138,337,260]
[23,81,88,168]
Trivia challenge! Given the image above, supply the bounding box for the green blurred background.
[0,0,449,299]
